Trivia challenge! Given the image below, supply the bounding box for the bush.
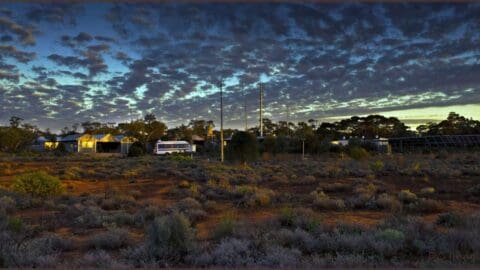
[7,216,23,232]
[78,250,126,268]
[197,238,254,267]
[0,196,16,214]
[370,160,384,172]
[398,189,418,204]
[407,198,443,213]
[88,227,131,250]
[146,212,194,264]
[310,190,345,210]
[420,187,435,196]
[172,197,206,223]
[375,228,405,242]
[468,184,480,197]
[279,207,295,227]
[212,214,236,240]
[348,147,369,160]
[375,193,402,212]
[436,212,464,228]
[11,171,63,198]
[128,142,145,157]
[259,245,302,267]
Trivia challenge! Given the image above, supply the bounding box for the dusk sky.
[0,3,479,131]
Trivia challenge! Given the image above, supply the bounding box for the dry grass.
[0,152,478,267]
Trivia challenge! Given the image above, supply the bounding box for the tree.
[118,114,167,151]
[144,113,157,124]
[9,116,23,128]
[0,118,38,152]
[226,131,258,163]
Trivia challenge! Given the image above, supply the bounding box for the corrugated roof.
[93,134,108,140]
[60,134,82,142]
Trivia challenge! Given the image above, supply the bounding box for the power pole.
[219,81,224,163]
[259,83,264,137]
[244,85,248,131]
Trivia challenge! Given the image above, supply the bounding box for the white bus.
[154,140,195,155]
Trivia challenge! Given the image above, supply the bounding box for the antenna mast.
[219,81,224,163]
[244,85,248,131]
[259,83,264,137]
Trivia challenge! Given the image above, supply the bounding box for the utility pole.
[219,81,224,163]
[259,83,264,137]
[244,87,248,131]
[302,139,305,160]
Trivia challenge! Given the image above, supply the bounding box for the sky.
[0,2,479,132]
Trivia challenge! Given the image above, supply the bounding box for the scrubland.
[0,152,479,268]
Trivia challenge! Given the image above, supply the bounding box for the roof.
[93,134,109,140]
[156,140,190,144]
[192,134,205,141]
[60,134,82,142]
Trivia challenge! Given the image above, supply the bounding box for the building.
[33,133,137,155]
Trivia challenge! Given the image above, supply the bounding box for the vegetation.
[226,131,258,163]
[11,171,63,198]
[0,132,478,268]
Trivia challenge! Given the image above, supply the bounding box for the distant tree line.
[0,112,479,154]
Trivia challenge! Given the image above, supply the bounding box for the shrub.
[199,238,254,267]
[322,182,351,193]
[370,160,384,172]
[168,155,193,162]
[62,166,82,180]
[310,190,345,210]
[348,147,369,160]
[398,189,418,204]
[259,245,302,267]
[279,207,295,227]
[172,197,206,223]
[128,142,145,157]
[11,171,63,198]
[0,231,71,268]
[375,193,402,212]
[0,196,16,214]
[78,249,126,268]
[189,183,200,198]
[88,227,131,250]
[212,214,236,240]
[436,212,464,228]
[375,228,405,242]
[302,175,316,184]
[420,187,435,196]
[146,212,194,264]
[468,184,480,197]
[7,216,23,232]
[178,180,190,188]
[407,198,443,213]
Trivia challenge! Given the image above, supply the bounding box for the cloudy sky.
[0,3,479,131]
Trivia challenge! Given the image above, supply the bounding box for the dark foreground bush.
[146,212,194,264]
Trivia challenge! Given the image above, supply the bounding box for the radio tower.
[259,83,264,137]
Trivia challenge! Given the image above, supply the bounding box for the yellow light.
[44,142,59,149]
[81,141,94,148]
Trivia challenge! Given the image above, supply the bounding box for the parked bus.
[154,140,195,155]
